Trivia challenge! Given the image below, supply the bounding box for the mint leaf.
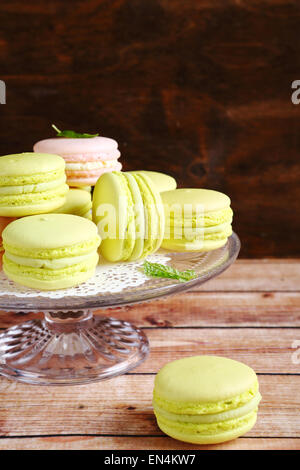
[143,260,196,283]
[52,124,99,138]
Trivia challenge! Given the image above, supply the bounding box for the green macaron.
[130,171,177,192]
[153,355,261,445]
[52,188,92,219]
[161,188,233,252]
[92,171,164,262]
[2,214,101,290]
[0,153,69,217]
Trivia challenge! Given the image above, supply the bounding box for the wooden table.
[0,259,299,450]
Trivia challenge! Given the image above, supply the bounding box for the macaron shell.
[161,237,229,252]
[52,189,92,218]
[3,263,98,291]
[161,188,231,213]
[154,356,258,406]
[2,213,99,250]
[34,136,119,154]
[0,217,15,235]
[0,152,65,177]
[63,149,121,162]
[0,217,15,250]
[155,411,257,445]
[130,171,177,192]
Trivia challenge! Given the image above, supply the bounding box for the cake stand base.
[0,310,149,385]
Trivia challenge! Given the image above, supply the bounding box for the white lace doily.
[0,253,171,299]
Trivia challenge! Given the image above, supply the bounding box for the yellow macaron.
[0,152,68,217]
[2,214,100,290]
[153,355,261,444]
[161,188,233,251]
[92,171,164,262]
[52,188,92,219]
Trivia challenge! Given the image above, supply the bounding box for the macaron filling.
[0,185,69,207]
[0,176,67,195]
[65,160,119,171]
[116,173,136,260]
[167,207,233,228]
[153,380,259,415]
[4,250,98,269]
[131,173,164,257]
[3,237,100,259]
[155,409,257,437]
[153,392,261,424]
[0,169,66,187]
[3,253,99,280]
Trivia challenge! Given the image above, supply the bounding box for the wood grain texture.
[0,1,300,256]
[1,291,300,328]
[0,375,298,437]
[0,260,299,449]
[1,259,299,328]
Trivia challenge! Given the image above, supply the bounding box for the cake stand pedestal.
[0,233,240,386]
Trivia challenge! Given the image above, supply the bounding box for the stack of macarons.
[161,188,233,252]
[92,171,165,262]
[0,124,235,292]
[0,149,100,290]
[153,355,261,444]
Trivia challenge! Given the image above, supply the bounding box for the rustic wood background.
[1,0,300,257]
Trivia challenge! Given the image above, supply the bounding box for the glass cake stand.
[0,233,240,386]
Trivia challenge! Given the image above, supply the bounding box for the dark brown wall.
[1,0,300,257]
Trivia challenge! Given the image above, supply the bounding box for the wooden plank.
[0,375,298,437]
[0,436,299,450]
[0,260,299,329]
[196,260,300,292]
[0,326,298,373]
[1,291,300,329]
[111,291,300,328]
[138,328,300,373]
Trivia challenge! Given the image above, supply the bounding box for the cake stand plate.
[0,233,240,385]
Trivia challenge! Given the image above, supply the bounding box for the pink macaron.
[33,136,122,187]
